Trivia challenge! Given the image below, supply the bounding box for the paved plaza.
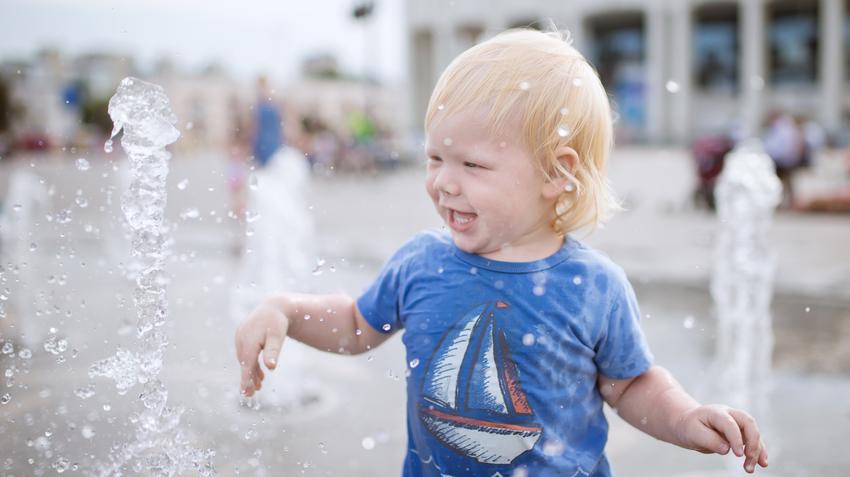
[0,147,848,476]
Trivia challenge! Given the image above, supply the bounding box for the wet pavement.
[0,147,848,476]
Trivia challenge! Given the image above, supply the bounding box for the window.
[587,13,646,136]
[769,1,819,86]
[694,4,738,93]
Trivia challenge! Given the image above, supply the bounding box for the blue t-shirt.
[357,230,653,477]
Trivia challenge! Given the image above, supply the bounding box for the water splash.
[711,139,781,474]
[88,77,215,476]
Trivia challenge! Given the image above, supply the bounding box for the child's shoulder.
[387,229,453,264]
[567,237,631,288]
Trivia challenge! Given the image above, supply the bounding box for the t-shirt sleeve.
[356,238,419,334]
[593,275,654,380]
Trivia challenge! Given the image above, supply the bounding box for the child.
[235,29,768,476]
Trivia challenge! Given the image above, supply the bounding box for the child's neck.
[479,233,565,263]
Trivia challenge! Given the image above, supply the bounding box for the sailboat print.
[417,300,542,465]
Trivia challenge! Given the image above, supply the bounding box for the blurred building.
[152,61,245,153]
[407,0,848,144]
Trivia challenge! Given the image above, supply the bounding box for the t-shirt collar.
[451,236,577,273]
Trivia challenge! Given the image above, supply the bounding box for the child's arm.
[235,292,391,396]
[598,366,768,474]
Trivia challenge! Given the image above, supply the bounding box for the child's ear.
[542,146,580,199]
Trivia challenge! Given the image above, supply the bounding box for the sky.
[0,0,407,84]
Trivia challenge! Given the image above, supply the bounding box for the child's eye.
[428,156,442,163]
[464,161,484,169]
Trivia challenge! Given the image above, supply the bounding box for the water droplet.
[81,426,95,439]
[180,208,200,220]
[443,137,453,146]
[2,342,13,354]
[246,211,261,223]
[533,285,545,296]
[29,242,37,251]
[303,314,311,321]
[74,384,96,400]
[683,316,695,329]
[804,306,811,313]
[248,173,258,190]
[665,80,680,93]
[55,209,73,224]
[560,107,569,116]
[75,196,88,208]
[640,416,648,426]
[512,467,529,477]
[557,125,570,138]
[318,442,327,454]
[436,266,444,274]
[75,158,91,171]
[572,275,582,285]
[18,348,32,359]
[177,179,189,190]
[311,258,326,275]
[522,333,535,346]
[244,429,257,440]
[361,436,376,450]
[52,457,71,473]
[381,324,391,332]
[12,203,22,212]
[542,439,565,456]
[103,139,113,153]
[0,393,10,404]
[519,81,530,90]
[409,358,420,369]
[102,403,111,411]
[437,104,445,111]
[572,78,583,87]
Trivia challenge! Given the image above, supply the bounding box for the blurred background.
[0,0,848,476]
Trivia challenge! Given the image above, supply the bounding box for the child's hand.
[675,404,768,473]
[234,303,290,397]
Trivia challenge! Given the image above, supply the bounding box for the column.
[670,1,694,144]
[740,0,766,138]
[820,0,845,134]
[646,4,669,143]
[433,20,458,83]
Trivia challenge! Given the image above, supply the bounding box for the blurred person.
[762,111,805,209]
[235,29,768,476]
[251,75,283,168]
[230,77,319,410]
[692,133,734,210]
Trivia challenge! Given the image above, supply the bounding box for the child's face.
[425,110,561,261]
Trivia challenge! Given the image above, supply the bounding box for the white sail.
[423,305,485,409]
[468,318,508,414]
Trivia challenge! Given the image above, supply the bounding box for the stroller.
[691,134,734,210]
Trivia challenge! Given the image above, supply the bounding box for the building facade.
[407,0,848,144]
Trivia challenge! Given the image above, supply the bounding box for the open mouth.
[448,208,477,231]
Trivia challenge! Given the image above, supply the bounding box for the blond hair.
[424,28,620,235]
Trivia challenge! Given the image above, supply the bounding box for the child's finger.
[708,411,745,457]
[758,440,769,468]
[729,409,762,472]
[262,318,288,369]
[239,359,254,393]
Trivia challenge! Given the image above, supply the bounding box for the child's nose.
[440,182,461,196]
[432,168,460,196]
